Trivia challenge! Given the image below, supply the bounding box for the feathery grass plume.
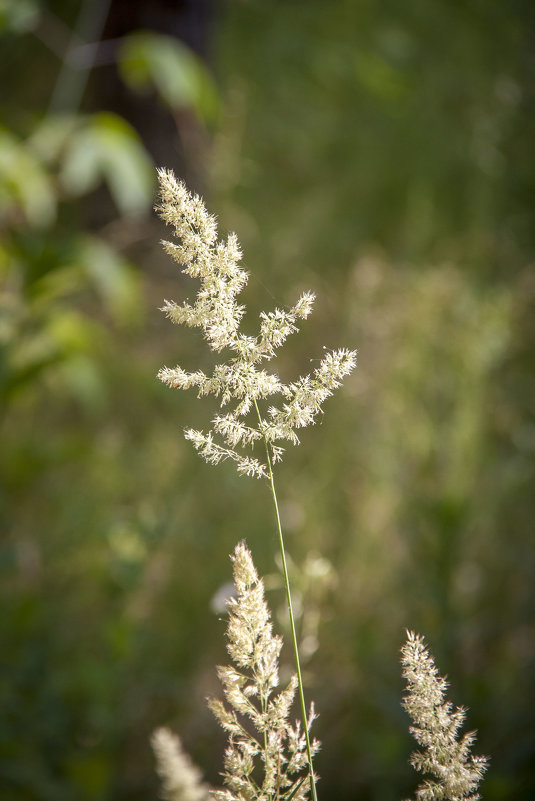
[208,542,320,801]
[401,631,488,801]
[152,727,211,801]
[156,168,356,478]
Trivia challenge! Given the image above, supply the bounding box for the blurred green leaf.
[60,113,154,216]
[77,236,143,325]
[0,303,101,406]
[28,114,81,165]
[0,128,56,227]
[0,0,39,34]
[46,309,99,354]
[119,31,220,124]
[55,354,108,414]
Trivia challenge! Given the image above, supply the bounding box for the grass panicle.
[152,544,319,801]
[401,631,488,801]
[156,168,356,479]
[209,542,320,801]
[152,728,210,801]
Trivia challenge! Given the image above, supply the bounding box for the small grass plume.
[209,542,320,801]
[152,544,319,801]
[152,728,210,801]
[401,631,488,801]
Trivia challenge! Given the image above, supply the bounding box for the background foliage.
[1,1,534,800]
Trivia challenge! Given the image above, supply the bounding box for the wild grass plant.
[154,169,488,801]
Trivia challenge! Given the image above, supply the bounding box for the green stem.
[48,0,112,114]
[254,401,318,801]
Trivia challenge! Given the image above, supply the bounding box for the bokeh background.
[1,1,534,799]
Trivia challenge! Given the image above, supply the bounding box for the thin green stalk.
[48,0,112,114]
[254,401,318,801]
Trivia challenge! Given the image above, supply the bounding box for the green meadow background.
[1,1,534,799]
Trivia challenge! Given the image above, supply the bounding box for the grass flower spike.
[156,168,356,478]
[152,728,210,801]
[401,632,488,801]
[209,542,320,801]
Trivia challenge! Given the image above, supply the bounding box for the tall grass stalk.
[156,168,356,799]
[255,399,317,801]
